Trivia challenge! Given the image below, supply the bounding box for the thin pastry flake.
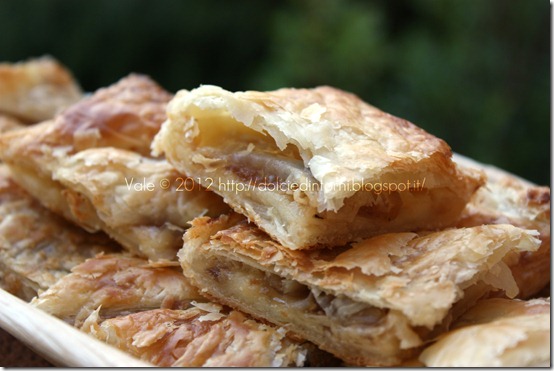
[154,85,484,249]
[454,153,550,298]
[419,297,550,367]
[178,213,540,366]
[82,307,309,367]
[0,165,118,301]
[0,56,82,122]
[31,254,203,326]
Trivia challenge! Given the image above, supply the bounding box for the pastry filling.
[194,113,318,195]
[194,113,436,228]
[228,151,312,189]
[206,257,387,327]
[196,116,407,221]
[191,111,464,239]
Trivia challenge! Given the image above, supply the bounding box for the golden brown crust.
[0,76,228,260]
[154,85,484,249]
[82,306,308,367]
[0,165,118,301]
[31,254,203,326]
[53,74,171,156]
[178,213,540,366]
[49,147,229,260]
[454,154,550,298]
[419,297,550,367]
[0,56,82,122]
[0,75,172,224]
[0,73,171,160]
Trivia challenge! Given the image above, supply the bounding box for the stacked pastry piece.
[153,85,550,366]
[30,254,320,367]
[0,66,333,367]
[0,165,120,301]
[0,57,117,301]
[0,74,230,260]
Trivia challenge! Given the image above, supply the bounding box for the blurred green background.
[0,0,549,184]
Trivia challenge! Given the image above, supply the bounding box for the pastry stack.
[153,86,550,366]
[0,57,549,367]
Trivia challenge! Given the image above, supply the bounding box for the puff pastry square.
[419,297,550,367]
[82,305,311,367]
[0,56,82,122]
[0,165,118,301]
[0,75,229,260]
[154,85,484,249]
[31,254,203,326]
[178,213,540,366]
[454,154,550,298]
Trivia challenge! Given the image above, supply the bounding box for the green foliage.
[0,0,548,184]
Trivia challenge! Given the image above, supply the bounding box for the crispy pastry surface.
[50,147,229,259]
[0,165,118,301]
[31,254,202,327]
[0,73,171,161]
[154,85,483,249]
[454,154,550,298]
[0,56,82,122]
[419,297,550,367]
[82,306,308,367]
[178,214,540,366]
[0,76,228,260]
[0,74,171,211]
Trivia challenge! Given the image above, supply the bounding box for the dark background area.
[0,0,549,184]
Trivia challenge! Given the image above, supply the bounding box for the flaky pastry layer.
[0,75,229,260]
[82,305,309,367]
[154,85,483,249]
[0,165,118,301]
[0,73,171,162]
[0,114,24,133]
[419,297,550,367]
[31,254,202,326]
[178,213,539,366]
[454,153,550,298]
[49,147,229,260]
